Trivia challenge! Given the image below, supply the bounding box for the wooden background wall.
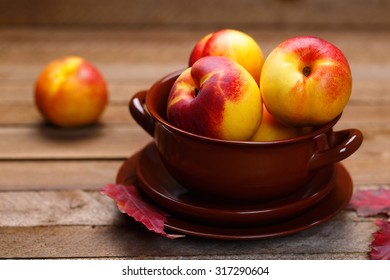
[0,0,389,30]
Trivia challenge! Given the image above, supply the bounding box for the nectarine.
[167,56,262,141]
[189,29,264,83]
[35,56,108,128]
[260,36,352,126]
[252,106,312,141]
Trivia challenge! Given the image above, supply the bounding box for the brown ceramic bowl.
[130,70,363,201]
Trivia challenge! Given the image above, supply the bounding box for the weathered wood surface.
[1,0,390,30]
[0,27,389,259]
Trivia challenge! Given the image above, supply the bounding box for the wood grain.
[0,190,125,227]
[0,104,135,125]
[0,0,389,30]
[1,104,389,126]
[0,188,381,227]
[0,26,389,260]
[0,125,151,160]
[0,212,376,259]
[1,29,390,111]
[0,160,123,191]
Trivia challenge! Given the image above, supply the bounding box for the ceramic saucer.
[163,167,352,240]
[117,143,352,239]
[134,143,337,227]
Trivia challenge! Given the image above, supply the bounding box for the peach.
[167,56,262,141]
[260,36,352,126]
[35,56,108,128]
[189,29,264,83]
[252,106,312,141]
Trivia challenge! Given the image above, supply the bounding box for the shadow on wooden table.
[35,120,106,142]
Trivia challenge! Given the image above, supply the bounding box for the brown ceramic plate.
[135,143,336,227]
[164,166,351,240]
[116,145,353,240]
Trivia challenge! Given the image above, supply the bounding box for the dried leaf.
[348,188,390,217]
[101,184,184,239]
[371,220,390,260]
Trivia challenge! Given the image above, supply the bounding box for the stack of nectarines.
[167,29,352,141]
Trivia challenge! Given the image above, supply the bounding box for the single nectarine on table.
[35,56,108,128]
[167,56,262,141]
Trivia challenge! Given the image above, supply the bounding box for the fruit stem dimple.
[194,88,199,97]
[303,66,311,77]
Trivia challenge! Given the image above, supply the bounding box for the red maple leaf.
[101,184,184,239]
[371,219,390,260]
[348,188,390,217]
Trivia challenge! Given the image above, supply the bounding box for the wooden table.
[0,27,389,260]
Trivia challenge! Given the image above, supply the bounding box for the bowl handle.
[129,91,155,137]
[309,128,363,171]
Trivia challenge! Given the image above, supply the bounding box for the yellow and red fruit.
[189,29,264,83]
[252,106,312,141]
[260,36,352,127]
[35,56,108,128]
[167,56,262,141]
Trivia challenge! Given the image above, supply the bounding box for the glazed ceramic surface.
[136,143,336,227]
[116,149,353,240]
[130,70,362,201]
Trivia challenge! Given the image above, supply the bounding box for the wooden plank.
[0,29,192,68]
[1,103,389,126]
[0,155,387,193]
[337,105,390,127]
[0,29,390,67]
[1,28,390,68]
[1,29,390,106]
[1,68,389,107]
[0,212,375,259]
[1,69,390,106]
[0,188,385,227]
[0,104,135,125]
[0,190,126,227]
[343,158,390,186]
[335,105,390,185]
[0,160,123,191]
[0,186,383,259]
[0,120,385,165]
[332,121,390,186]
[0,125,151,160]
[0,0,389,29]
[0,108,388,184]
